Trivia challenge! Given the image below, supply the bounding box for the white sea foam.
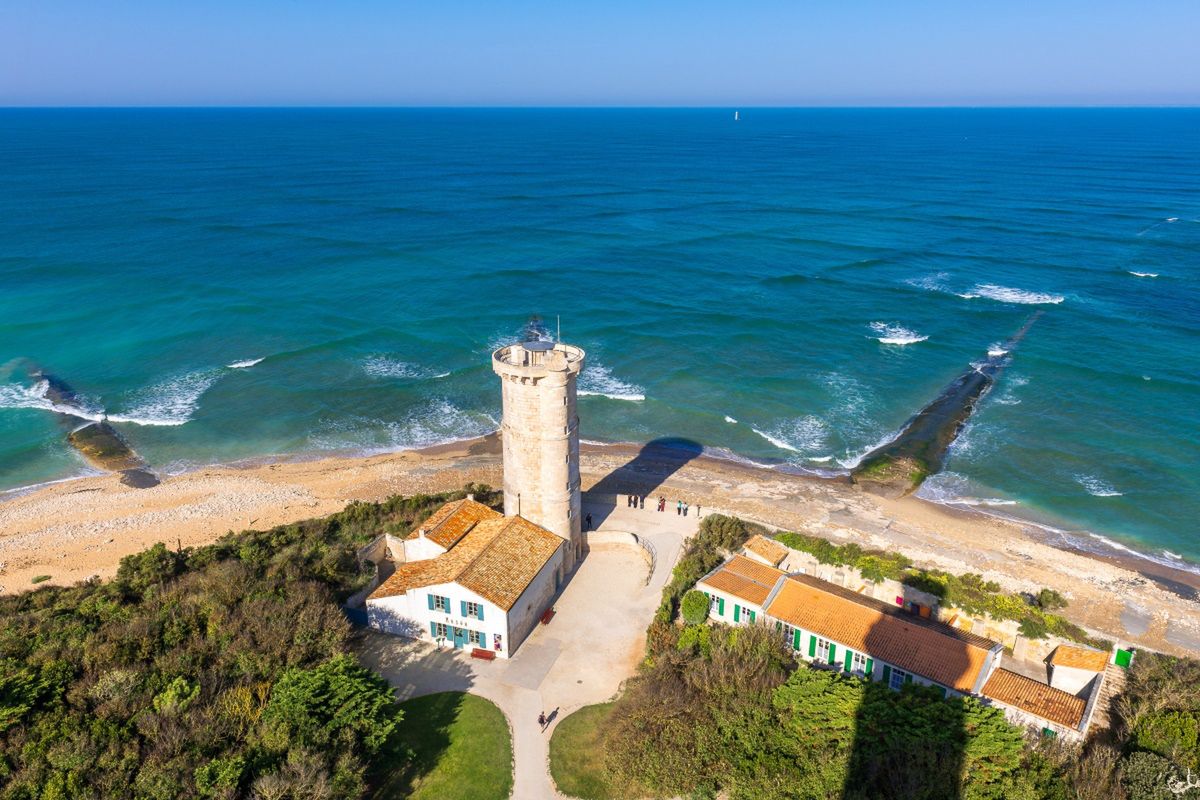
[1164,550,1183,561]
[362,355,425,380]
[1167,217,1179,222]
[1075,474,1123,497]
[227,357,264,369]
[110,369,223,426]
[578,362,645,402]
[968,284,1064,305]
[310,399,498,453]
[724,415,738,424]
[906,272,951,293]
[1128,271,1159,278]
[807,455,834,463]
[869,322,928,345]
[751,415,828,454]
[0,378,198,427]
[987,343,1009,358]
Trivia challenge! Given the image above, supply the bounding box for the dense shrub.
[0,485,496,800]
[680,590,710,625]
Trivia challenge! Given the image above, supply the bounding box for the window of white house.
[851,651,868,674]
[889,668,909,691]
[493,633,503,651]
[432,594,450,613]
[465,601,483,619]
[815,637,832,663]
[433,622,448,639]
[469,630,483,646]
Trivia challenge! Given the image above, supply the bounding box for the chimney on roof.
[418,528,426,539]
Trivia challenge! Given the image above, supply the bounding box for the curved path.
[357,497,697,799]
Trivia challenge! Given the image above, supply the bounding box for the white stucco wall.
[1049,664,1101,696]
[506,546,566,654]
[403,535,446,563]
[696,583,763,625]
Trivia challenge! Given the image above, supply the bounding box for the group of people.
[624,493,698,517]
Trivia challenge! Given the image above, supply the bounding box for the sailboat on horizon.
[734,110,740,121]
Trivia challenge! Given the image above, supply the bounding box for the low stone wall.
[585,530,655,583]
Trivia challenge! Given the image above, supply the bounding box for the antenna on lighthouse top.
[557,315,561,343]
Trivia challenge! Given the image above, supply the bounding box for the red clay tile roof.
[766,573,999,692]
[371,505,562,610]
[698,555,785,607]
[406,498,502,549]
[743,534,788,566]
[982,668,1086,729]
[1049,645,1109,672]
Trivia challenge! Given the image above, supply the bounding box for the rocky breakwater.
[33,369,159,488]
[852,313,1042,498]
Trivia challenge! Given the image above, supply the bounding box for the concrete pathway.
[357,495,698,799]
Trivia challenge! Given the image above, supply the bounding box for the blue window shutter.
[427,594,435,611]
[461,600,468,617]
[477,605,484,621]
[430,622,437,637]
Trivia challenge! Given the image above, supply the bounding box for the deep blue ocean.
[1,109,1198,565]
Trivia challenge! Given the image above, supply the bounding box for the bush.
[653,514,753,627]
[680,590,710,625]
[1036,588,1068,611]
[1121,751,1180,800]
[1134,711,1199,768]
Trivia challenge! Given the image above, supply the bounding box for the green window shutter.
[808,635,817,658]
[843,650,852,673]
[477,605,484,621]
[905,673,913,684]
[427,594,435,611]
[828,644,836,665]
[748,610,755,623]
[775,621,782,631]
[937,686,947,699]
[734,605,741,622]
[792,629,802,650]
[882,665,892,684]
[718,598,725,615]
[865,658,874,677]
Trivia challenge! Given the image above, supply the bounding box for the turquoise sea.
[1,109,1198,567]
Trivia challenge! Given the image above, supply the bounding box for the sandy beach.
[2,435,1197,657]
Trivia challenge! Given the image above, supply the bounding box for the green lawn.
[549,702,624,800]
[372,691,512,800]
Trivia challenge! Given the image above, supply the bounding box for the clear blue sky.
[3,0,1197,106]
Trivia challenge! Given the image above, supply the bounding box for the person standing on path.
[676,500,682,515]
[658,496,665,512]
[538,711,546,731]
[585,512,593,531]
[683,503,689,517]
[696,504,701,519]
[639,495,645,509]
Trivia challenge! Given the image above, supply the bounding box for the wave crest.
[578,362,645,402]
[1075,474,1123,497]
[869,321,928,345]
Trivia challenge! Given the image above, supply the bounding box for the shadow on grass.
[370,691,512,800]
[550,702,653,800]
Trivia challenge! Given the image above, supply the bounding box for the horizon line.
[2,103,1199,110]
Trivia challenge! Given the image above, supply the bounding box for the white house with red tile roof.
[365,498,565,658]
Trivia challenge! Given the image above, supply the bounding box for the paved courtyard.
[357,495,700,799]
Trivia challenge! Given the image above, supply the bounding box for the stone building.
[491,339,586,570]
[361,338,587,658]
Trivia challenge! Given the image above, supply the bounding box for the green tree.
[680,590,710,625]
[263,654,400,754]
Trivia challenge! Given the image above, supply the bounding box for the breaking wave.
[751,415,828,454]
[110,369,223,426]
[309,399,498,453]
[1075,474,1123,497]
[869,322,928,345]
[724,415,738,424]
[965,284,1064,305]
[1128,271,1159,278]
[578,362,645,402]
[227,357,264,369]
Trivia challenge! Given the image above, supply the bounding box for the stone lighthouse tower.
[492,339,586,569]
